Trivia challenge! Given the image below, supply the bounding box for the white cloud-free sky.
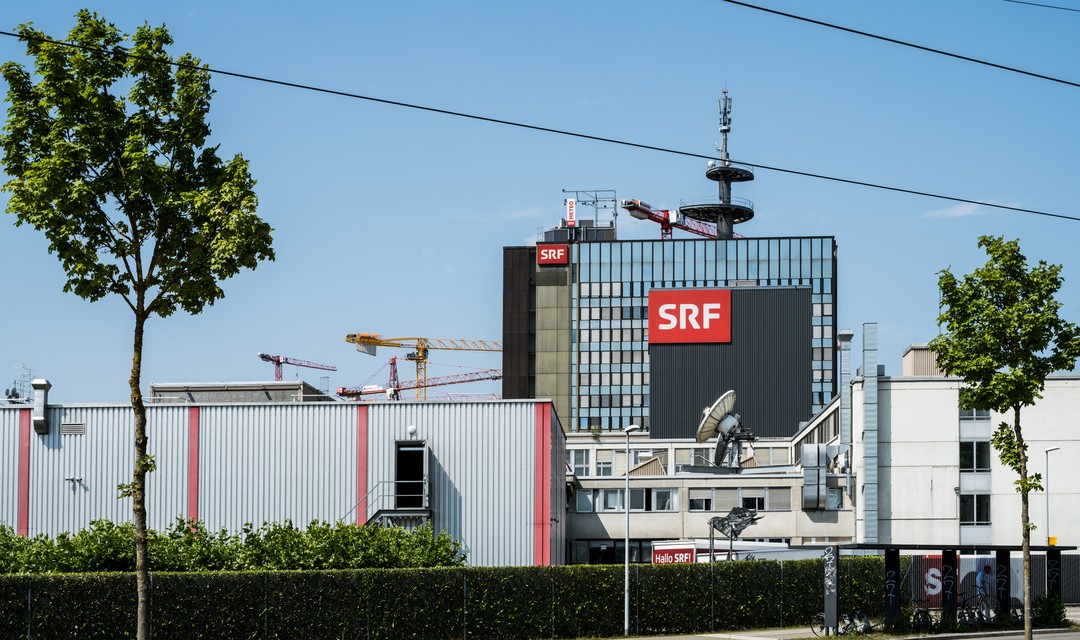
[2,0,1079,402]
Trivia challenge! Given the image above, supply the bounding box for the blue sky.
[2,1,1079,403]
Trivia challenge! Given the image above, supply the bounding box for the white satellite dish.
[695,390,736,444]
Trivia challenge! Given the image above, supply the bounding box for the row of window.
[575,486,796,514]
[569,447,794,477]
[687,487,792,512]
[579,394,645,408]
[579,372,648,386]
[576,488,678,513]
[578,350,647,364]
[577,302,835,320]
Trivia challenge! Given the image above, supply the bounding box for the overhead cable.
[721,0,1080,89]
[0,29,1077,223]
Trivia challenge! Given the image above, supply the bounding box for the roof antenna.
[678,91,755,239]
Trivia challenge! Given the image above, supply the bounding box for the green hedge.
[0,556,886,639]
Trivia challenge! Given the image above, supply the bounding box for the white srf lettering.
[658,302,724,330]
[658,303,678,330]
[925,568,942,596]
[702,303,722,328]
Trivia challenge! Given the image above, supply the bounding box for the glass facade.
[571,237,836,432]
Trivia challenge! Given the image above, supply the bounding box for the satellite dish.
[713,437,730,467]
[695,390,736,443]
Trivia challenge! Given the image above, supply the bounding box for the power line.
[721,0,1080,89]
[1002,0,1080,13]
[1,29,1078,223]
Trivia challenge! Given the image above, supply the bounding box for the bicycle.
[811,611,873,636]
[906,598,937,632]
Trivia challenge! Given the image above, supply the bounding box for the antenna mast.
[678,91,755,239]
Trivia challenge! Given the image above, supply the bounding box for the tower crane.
[344,333,501,400]
[621,199,720,240]
[257,353,337,382]
[337,356,502,400]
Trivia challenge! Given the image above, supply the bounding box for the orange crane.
[621,198,719,240]
[337,356,502,400]
[258,353,337,381]
[344,333,501,400]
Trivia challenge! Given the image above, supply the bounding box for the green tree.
[1,11,274,638]
[929,235,1080,640]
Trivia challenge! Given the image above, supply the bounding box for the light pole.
[1045,446,1060,546]
[624,424,641,637]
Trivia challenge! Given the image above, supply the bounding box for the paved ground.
[630,606,1080,640]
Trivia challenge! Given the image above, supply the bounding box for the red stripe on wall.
[534,403,552,565]
[356,405,369,526]
[17,409,30,537]
[187,407,200,523]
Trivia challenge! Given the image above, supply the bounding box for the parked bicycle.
[811,611,873,636]
[906,598,936,632]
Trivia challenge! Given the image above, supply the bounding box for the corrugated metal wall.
[26,405,188,536]
[6,399,565,567]
[650,287,813,439]
[197,403,358,532]
[0,408,22,529]
[368,401,544,567]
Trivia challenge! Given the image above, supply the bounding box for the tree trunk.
[1015,406,1032,640]
[131,311,151,640]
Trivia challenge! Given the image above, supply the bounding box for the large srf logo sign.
[648,289,731,344]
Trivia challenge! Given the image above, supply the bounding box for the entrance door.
[395,442,427,509]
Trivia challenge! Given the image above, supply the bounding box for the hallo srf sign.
[537,244,569,266]
[648,289,731,344]
[652,546,696,564]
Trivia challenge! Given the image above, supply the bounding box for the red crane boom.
[620,198,719,240]
[258,353,337,381]
[337,356,502,400]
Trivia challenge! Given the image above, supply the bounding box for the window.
[960,493,991,525]
[600,488,624,511]
[960,441,991,471]
[742,496,765,510]
[569,449,590,477]
[596,450,613,476]
[629,488,678,512]
[576,490,594,513]
[689,488,712,511]
[959,407,991,420]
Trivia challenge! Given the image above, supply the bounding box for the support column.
[885,548,901,630]
[995,549,1011,619]
[1047,548,1062,600]
[942,549,958,625]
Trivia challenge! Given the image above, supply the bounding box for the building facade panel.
[197,403,358,532]
[650,287,812,439]
[367,400,565,567]
[503,236,837,436]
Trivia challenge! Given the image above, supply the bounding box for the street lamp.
[624,424,642,637]
[1045,446,1060,546]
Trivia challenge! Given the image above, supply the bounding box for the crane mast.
[344,334,502,400]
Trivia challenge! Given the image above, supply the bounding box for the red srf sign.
[537,244,569,266]
[648,289,732,344]
[653,547,696,564]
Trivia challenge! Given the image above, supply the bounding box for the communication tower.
[678,92,755,239]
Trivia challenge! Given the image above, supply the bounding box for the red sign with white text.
[648,289,732,344]
[537,244,569,266]
[652,547,697,564]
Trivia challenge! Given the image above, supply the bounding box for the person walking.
[976,564,994,622]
